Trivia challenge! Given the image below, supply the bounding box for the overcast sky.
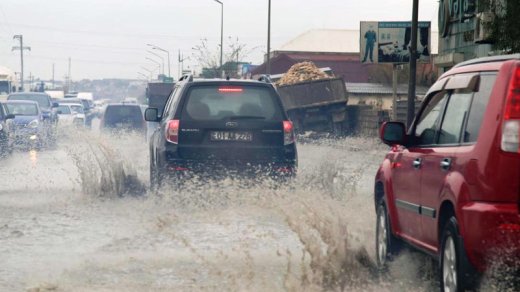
[0,0,439,80]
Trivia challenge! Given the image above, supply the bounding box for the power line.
[0,21,212,41]
[2,53,144,66]
[0,4,14,36]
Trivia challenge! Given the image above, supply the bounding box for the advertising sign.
[360,21,431,64]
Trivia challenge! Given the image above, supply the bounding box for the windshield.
[56,105,72,114]
[8,94,51,109]
[6,103,38,116]
[104,105,143,123]
[71,105,84,114]
[182,85,282,121]
[0,81,10,95]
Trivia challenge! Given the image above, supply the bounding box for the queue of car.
[0,92,92,153]
[2,54,520,290]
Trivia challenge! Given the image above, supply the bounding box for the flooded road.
[0,132,438,291]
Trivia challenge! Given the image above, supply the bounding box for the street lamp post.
[141,66,160,80]
[213,0,223,77]
[146,57,162,78]
[147,50,165,76]
[178,50,190,78]
[147,44,170,78]
[12,35,31,91]
[266,0,271,75]
[137,72,149,81]
[407,0,419,128]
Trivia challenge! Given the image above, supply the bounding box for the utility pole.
[213,0,224,78]
[392,64,398,120]
[67,57,72,93]
[178,50,189,78]
[407,0,419,128]
[12,35,31,92]
[52,63,55,89]
[266,0,271,75]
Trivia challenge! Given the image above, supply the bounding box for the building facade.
[435,0,494,71]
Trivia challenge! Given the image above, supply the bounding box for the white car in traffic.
[56,103,86,127]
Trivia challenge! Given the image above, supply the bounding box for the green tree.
[479,0,520,52]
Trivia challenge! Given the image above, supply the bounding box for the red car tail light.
[165,119,180,144]
[283,120,295,145]
[501,64,520,153]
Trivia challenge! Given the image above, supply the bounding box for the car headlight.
[27,119,39,129]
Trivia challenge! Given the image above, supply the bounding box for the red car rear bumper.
[461,202,520,272]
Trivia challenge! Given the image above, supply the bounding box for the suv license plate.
[211,131,253,142]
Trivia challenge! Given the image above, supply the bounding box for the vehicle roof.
[106,103,141,106]
[453,54,520,68]
[441,54,520,79]
[5,100,39,105]
[184,79,272,86]
[59,98,84,102]
[58,103,83,107]
[8,92,50,97]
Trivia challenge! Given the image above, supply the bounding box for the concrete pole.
[407,0,419,128]
[392,64,398,120]
[52,63,55,89]
[266,0,271,75]
[20,36,24,91]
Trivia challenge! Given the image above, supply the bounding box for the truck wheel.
[376,201,401,269]
[332,122,343,136]
[440,217,476,292]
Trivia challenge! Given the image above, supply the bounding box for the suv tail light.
[501,64,520,153]
[165,119,180,144]
[283,120,295,145]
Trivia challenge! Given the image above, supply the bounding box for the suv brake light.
[218,86,243,93]
[501,64,520,153]
[283,120,295,145]
[165,119,180,144]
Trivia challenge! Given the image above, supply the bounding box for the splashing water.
[1,132,443,291]
[64,130,146,197]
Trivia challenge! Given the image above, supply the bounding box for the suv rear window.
[104,105,143,125]
[8,94,51,109]
[463,73,497,143]
[181,85,283,121]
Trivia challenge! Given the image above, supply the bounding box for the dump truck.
[276,77,349,134]
[0,66,18,100]
[146,82,175,114]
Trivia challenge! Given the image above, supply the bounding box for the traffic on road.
[1,1,520,291]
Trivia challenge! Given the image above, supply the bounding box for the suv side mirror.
[52,102,59,108]
[380,122,406,146]
[145,108,160,122]
[5,114,15,120]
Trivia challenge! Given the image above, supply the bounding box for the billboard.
[360,21,431,64]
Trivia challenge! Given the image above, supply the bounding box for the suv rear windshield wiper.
[228,115,266,120]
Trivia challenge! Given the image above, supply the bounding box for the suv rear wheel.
[440,217,477,292]
[376,201,401,269]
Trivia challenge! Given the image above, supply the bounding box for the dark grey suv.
[145,75,298,188]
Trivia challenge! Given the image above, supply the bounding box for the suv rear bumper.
[160,159,297,179]
[461,202,520,272]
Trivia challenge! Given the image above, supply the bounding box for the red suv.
[375,54,520,291]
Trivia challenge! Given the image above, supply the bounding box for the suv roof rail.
[178,74,194,82]
[257,74,272,83]
[454,54,520,68]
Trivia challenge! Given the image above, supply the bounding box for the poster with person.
[360,21,379,64]
[360,21,431,64]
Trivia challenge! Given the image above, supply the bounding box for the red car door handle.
[413,158,422,169]
[440,158,452,171]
